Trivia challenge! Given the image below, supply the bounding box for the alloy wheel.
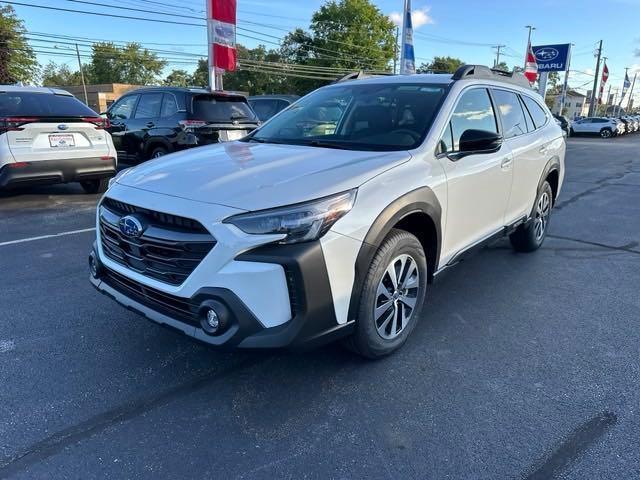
[534,191,551,241]
[374,254,420,340]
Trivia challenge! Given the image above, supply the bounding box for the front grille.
[102,197,209,234]
[99,198,216,285]
[101,267,200,326]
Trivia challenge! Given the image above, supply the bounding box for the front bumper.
[90,241,355,350]
[0,157,116,189]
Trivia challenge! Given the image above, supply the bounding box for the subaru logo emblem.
[57,124,69,130]
[535,48,559,62]
[118,215,145,238]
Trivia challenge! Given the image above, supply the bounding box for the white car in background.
[0,86,117,193]
[570,117,621,138]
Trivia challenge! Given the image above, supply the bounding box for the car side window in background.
[134,93,163,119]
[250,100,279,121]
[492,89,527,139]
[437,123,453,155]
[450,88,497,150]
[109,95,138,120]
[160,94,179,118]
[521,95,548,129]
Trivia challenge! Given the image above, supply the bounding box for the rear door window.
[491,89,528,138]
[0,92,98,117]
[192,95,258,123]
[134,93,163,119]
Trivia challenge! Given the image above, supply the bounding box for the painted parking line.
[0,228,96,247]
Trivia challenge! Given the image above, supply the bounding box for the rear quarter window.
[521,95,548,129]
[0,92,98,117]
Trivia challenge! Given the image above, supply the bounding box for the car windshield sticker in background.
[532,44,571,72]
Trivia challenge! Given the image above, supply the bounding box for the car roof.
[248,94,300,101]
[127,86,247,98]
[0,85,73,96]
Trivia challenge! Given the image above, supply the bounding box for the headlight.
[224,189,357,244]
[108,168,130,188]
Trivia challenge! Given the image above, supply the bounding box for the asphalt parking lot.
[1,135,639,479]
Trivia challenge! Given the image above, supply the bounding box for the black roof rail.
[452,64,532,89]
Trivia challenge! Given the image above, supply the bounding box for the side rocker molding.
[345,187,442,324]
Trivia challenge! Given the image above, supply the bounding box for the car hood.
[117,142,411,211]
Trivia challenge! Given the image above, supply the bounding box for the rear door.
[106,94,139,160]
[124,92,163,161]
[1,91,111,163]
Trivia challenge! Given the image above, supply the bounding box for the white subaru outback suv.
[89,65,565,358]
[0,86,116,193]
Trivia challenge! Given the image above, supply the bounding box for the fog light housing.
[205,309,219,331]
[88,250,101,278]
[199,300,230,336]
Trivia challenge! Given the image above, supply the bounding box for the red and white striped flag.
[598,62,609,104]
[208,0,237,72]
[524,43,538,83]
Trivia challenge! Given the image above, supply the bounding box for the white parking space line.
[0,228,96,247]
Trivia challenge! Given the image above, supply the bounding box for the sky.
[8,0,640,101]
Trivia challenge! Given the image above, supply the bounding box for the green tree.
[164,69,191,87]
[0,5,38,83]
[224,44,289,94]
[41,61,83,86]
[423,56,464,74]
[494,61,510,72]
[87,42,167,85]
[547,71,561,93]
[190,59,209,87]
[279,0,396,94]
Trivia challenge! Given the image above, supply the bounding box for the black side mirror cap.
[449,129,503,160]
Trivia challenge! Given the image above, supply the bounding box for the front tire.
[149,146,168,159]
[509,181,553,252]
[345,229,428,359]
[80,178,109,194]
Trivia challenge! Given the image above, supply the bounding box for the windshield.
[191,95,258,123]
[246,83,448,151]
[0,92,98,117]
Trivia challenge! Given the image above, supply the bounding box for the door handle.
[501,157,513,168]
[146,122,155,128]
[539,145,548,154]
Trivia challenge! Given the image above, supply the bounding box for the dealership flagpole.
[626,73,637,112]
[588,40,602,117]
[559,44,572,115]
[205,0,215,90]
[399,0,415,75]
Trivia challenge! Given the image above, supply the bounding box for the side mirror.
[449,129,502,160]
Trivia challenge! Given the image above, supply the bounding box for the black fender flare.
[537,156,561,202]
[346,186,442,323]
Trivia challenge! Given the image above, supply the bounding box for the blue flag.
[622,73,631,96]
[400,0,415,75]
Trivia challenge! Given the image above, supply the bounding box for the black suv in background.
[105,87,260,163]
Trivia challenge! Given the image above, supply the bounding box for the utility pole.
[626,72,636,111]
[393,26,400,74]
[492,45,505,68]
[617,67,629,115]
[75,43,88,106]
[588,40,602,117]
[606,83,612,116]
[559,45,573,116]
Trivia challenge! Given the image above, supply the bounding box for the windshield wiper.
[244,137,285,145]
[305,139,361,150]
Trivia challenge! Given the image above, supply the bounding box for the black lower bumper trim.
[0,157,116,189]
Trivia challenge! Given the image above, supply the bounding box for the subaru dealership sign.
[532,44,571,72]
